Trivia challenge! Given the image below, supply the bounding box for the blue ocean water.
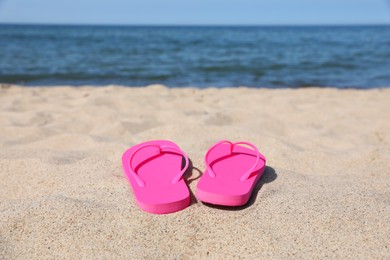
[0,24,389,88]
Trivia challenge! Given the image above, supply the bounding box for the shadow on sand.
[182,159,203,205]
[199,166,277,211]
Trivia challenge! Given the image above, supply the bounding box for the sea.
[0,24,389,88]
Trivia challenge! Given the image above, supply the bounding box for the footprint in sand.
[11,112,54,127]
[204,112,232,126]
[30,112,54,126]
[184,110,208,116]
[48,151,87,165]
[122,120,159,134]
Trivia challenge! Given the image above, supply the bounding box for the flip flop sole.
[122,140,190,214]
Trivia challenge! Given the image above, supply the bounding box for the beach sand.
[0,85,389,259]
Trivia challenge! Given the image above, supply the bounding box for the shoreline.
[1,83,390,90]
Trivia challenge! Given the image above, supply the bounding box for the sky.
[0,0,390,25]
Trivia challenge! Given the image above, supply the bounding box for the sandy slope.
[0,85,389,259]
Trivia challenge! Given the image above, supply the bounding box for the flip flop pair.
[122,140,266,214]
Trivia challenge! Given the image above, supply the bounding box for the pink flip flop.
[196,140,266,206]
[122,140,190,214]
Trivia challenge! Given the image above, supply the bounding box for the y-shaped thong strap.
[128,144,189,187]
[205,140,262,181]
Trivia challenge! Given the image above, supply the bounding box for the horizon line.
[1,22,390,27]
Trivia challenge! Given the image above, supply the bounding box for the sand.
[0,84,389,259]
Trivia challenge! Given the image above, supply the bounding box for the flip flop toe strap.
[204,140,262,181]
[128,144,189,187]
